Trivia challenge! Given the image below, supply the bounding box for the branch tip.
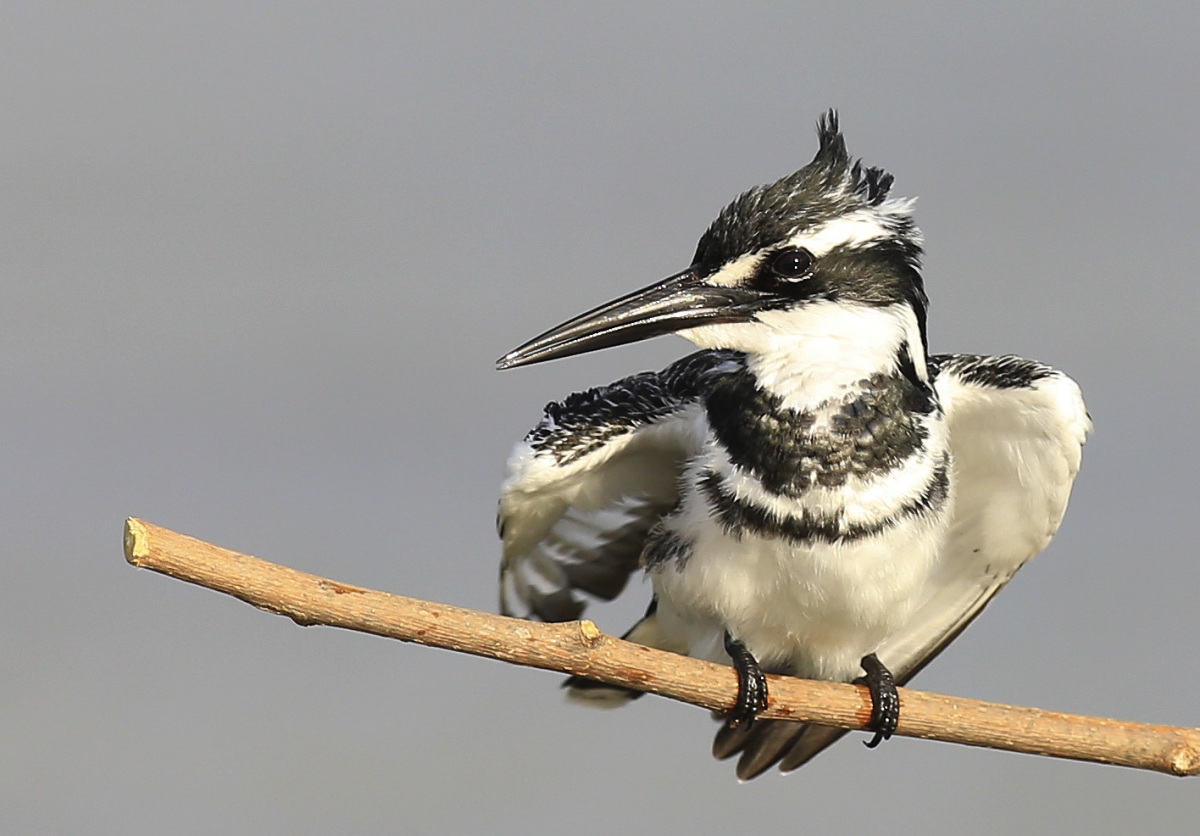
[1168,744,1200,776]
[124,517,150,566]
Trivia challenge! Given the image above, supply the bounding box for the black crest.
[811,111,895,207]
[694,110,900,272]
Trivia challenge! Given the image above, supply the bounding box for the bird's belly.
[651,515,946,682]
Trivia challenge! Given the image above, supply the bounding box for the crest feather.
[815,110,849,169]
[815,110,893,205]
[693,110,904,269]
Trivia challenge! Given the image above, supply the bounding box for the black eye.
[769,248,813,280]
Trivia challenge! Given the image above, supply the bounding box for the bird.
[494,111,1090,779]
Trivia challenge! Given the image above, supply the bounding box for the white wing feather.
[875,355,1090,679]
[499,351,739,621]
[499,414,702,620]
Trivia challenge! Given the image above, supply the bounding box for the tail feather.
[713,719,849,779]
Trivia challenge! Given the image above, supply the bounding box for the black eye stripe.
[768,247,814,280]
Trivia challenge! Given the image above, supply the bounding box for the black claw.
[857,653,899,748]
[723,631,768,729]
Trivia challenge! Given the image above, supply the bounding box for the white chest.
[650,421,953,682]
[653,510,947,681]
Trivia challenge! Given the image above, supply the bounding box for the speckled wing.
[718,353,1090,779]
[498,349,741,622]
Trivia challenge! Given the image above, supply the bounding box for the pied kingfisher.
[494,112,1090,779]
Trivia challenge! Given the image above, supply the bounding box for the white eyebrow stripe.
[701,199,917,288]
[786,209,895,257]
[704,251,764,288]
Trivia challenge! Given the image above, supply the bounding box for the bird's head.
[497,111,927,371]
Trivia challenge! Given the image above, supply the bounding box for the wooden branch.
[122,517,1200,777]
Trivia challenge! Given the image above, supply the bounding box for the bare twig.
[122,517,1200,777]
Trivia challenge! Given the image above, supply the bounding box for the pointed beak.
[495,267,759,370]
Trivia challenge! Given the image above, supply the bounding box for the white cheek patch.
[901,305,929,382]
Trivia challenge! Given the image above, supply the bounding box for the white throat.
[684,301,927,409]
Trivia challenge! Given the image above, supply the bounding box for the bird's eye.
[769,248,814,280]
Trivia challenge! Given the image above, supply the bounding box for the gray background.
[3,3,1197,833]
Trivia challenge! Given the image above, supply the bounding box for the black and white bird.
[494,112,1090,779]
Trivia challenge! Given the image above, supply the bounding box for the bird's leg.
[723,631,768,729]
[856,652,899,748]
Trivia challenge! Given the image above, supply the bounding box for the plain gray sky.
[2,3,1198,833]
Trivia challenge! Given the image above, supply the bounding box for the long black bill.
[496,267,759,370]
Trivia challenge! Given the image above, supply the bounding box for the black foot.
[856,653,899,748]
[723,631,768,730]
